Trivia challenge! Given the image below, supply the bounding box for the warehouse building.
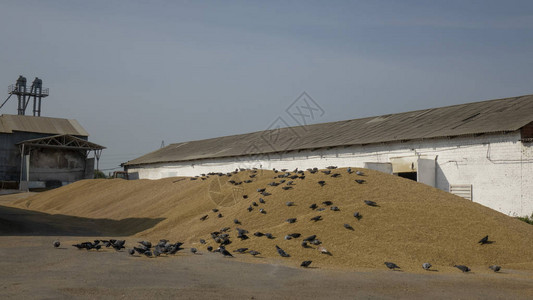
[0,114,105,190]
[124,94,533,216]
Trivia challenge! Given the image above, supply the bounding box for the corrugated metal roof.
[0,114,89,136]
[125,94,533,166]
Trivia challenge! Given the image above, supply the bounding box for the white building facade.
[125,95,533,217]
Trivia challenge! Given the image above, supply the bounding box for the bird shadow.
[481,241,495,245]
[427,269,439,272]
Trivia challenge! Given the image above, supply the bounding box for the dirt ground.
[0,195,532,299]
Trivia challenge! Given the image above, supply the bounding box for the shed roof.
[125,94,533,166]
[0,114,89,136]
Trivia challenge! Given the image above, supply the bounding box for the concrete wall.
[126,132,533,217]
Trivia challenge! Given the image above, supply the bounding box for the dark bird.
[286,218,297,224]
[243,195,249,199]
[355,179,366,184]
[200,215,209,221]
[191,248,198,254]
[331,173,341,178]
[489,265,501,272]
[259,198,265,204]
[309,203,318,210]
[422,263,432,270]
[254,232,264,237]
[322,170,331,175]
[249,250,261,256]
[128,249,135,255]
[282,186,292,190]
[212,208,219,212]
[385,262,400,270]
[261,191,272,196]
[138,241,152,248]
[289,233,301,238]
[257,188,266,193]
[353,212,362,220]
[317,208,325,212]
[143,251,152,257]
[303,235,317,242]
[284,235,292,240]
[310,215,322,222]
[259,208,266,214]
[133,246,147,254]
[265,233,274,239]
[301,241,310,248]
[207,246,213,252]
[347,167,352,174]
[454,265,471,272]
[234,219,241,225]
[199,239,206,244]
[252,201,258,206]
[322,201,333,206]
[53,240,60,248]
[318,181,326,187]
[217,213,223,218]
[330,206,340,211]
[275,245,290,257]
[247,206,253,212]
[343,224,354,230]
[233,248,248,254]
[301,260,312,268]
[364,200,378,207]
[326,166,337,169]
[221,248,233,257]
[479,235,489,245]
[286,201,295,206]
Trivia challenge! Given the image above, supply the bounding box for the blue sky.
[1,1,532,171]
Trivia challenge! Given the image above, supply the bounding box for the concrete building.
[0,114,105,190]
[124,94,533,216]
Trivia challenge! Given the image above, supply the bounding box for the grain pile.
[9,168,533,272]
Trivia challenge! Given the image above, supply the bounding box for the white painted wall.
[126,132,533,217]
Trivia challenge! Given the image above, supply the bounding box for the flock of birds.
[53,166,502,273]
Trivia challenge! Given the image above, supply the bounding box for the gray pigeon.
[343,224,354,230]
[330,206,340,211]
[454,265,471,272]
[385,262,400,270]
[53,240,60,248]
[286,218,297,224]
[364,200,378,207]
[479,235,489,244]
[191,248,198,254]
[353,212,362,220]
[275,245,290,257]
[301,260,312,268]
[489,265,501,272]
[128,249,135,255]
[259,198,265,204]
[422,263,432,270]
[286,201,295,206]
[310,215,322,222]
[356,171,364,176]
[249,250,261,256]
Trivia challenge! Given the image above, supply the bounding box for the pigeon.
[254,232,264,237]
[265,233,274,239]
[53,240,60,248]
[221,248,233,257]
[318,181,326,187]
[312,240,322,246]
[489,265,501,272]
[310,215,322,222]
[212,208,219,212]
[217,213,223,218]
[303,235,317,242]
[257,188,266,193]
[309,203,318,210]
[356,171,364,176]
[282,186,292,190]
[275,245,290,257]
[259,208,266,214]
[207,246,213,252]
[301,260,312,268]
[322,201,333,206]
[454,265,471,272]
[479,235,489,245]
[286,218,297,224]
[200,215,209,221]
[247,206,253,212]
[286,201,295,206]
[249,250,261,256]
[138,241,152,248]
[243,195,249,199]
[355,179,366,184]
[289,233,301,238]
[252,202,258,206]
[259,198,265,204]
[330,206,340,211]
[331,173,341,178]
[343,224,354,230]
[233,248,248,254]
[322,170,331,175]
[144,251,153,258]
[191,248,198,254]
[301,241,310,248]
[364,200,378,207]
[316,208,326,211]
[284,235,292,240]
[353,212,362,220]
[347,168,352,174]
[199,239,206,244]
[234,219,241,225]
[385,262,400,270]
[422,263,432,270]
[326,166,337,169]
[128,249,135,255]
